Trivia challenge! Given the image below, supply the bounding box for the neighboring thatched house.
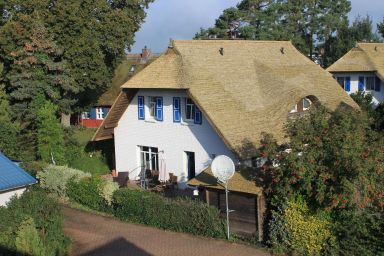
[76,47,159,128]
[92,40,357,239]
[327,43,384,106]
[0,153,36,207]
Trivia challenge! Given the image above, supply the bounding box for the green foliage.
[37,164,91,197]
[101,179,119,205]
[0,187,70,255]
[269,198,336,255]
[15,217,47,256]
[0,85,20,159]
[195,0,351,62]
[64,127,110,175]
[67,176,109,212]
[1,0,153,111]
[322,15,382,67]
[37,100,66,165]
[112,188,226,238]
[262,106,384,211]
[334,209,384,255]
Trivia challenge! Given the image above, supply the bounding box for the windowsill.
[181,120,194,126]
[145,119,157,123]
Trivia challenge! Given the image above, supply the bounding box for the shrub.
[67,176,109,212]
[37,165,91,197]
[112,188,226,238]
[0,187,70,255]
[15,217,47,256]
[101,179,119,205]
[334,209,384,255]
[269,198,336,255]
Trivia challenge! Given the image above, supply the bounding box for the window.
[96,108,104,120]
[139,146,159,171]
[148,96,157,118]
[337,77,345,89]
[303,98,311,110]
[290,97,312,113]
[336,76,350,92]
[365,76,375,91]
[81,112,90,119]
[185,98,195,121]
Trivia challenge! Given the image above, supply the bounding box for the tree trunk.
[61,113,71,127]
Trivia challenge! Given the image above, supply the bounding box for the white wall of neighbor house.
[114,89,237,188]
[333,72,384,105]
[0,187,26,207]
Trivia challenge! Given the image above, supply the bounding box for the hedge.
[66,176,110,212]
[0,187,70,255]
[37,165,91,197]
[112,188,226,238]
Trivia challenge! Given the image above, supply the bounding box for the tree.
[1,0,153,114]
[262,106,383,211]
[378,18,384,38]
[323,15,381,67]
[195,0,351,60]
[0,84,20,159]
[36,99,66,165]
[2,21,76,127]
[259,106,384,254]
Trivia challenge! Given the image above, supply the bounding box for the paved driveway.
[63,207,270,256]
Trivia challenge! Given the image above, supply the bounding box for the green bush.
[268,198,336,255]
[112,188,226,238]
[101,179,119,205]
[15,217,47,256]
[67,176,109,212]
[37,165,91,197]
[0,187,70,255]
[335,209,384,256]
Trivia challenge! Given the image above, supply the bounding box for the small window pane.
[337,77,345,89]
[303,98,311,109]
[366,77,375,90]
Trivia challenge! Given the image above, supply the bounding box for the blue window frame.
[138,96,145,120]
[173,97,181,122]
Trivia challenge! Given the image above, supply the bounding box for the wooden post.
[257,193,266,241]
[205,189,210,205]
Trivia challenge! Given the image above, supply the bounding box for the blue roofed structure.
[0,153,37,192]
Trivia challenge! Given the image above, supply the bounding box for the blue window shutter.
[345,77,351,92]
[173,97,181,123]
[375,77,381,92]
[194,105,202,125]
[138,96,145,120]
[156,97,163,121]
[358,76,365,91]
[90,108,96,119]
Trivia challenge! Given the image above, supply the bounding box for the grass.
[66,127,111,176]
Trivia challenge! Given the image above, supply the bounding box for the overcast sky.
[131,0,384,53]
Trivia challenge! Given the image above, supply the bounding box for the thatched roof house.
[93,40,357,155]
[327,43,384,80]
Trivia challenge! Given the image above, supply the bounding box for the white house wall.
[114,89,237,187]
[0,187,26,207]
[334,72,384,105]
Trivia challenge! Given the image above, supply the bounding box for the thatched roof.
[97,54,159,106]
[187,167,262,195]
[327,43,384,80]
[93,40,357,153]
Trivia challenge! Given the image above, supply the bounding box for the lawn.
[67,127,112,176]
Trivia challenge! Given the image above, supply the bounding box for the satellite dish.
[211,155,235,183]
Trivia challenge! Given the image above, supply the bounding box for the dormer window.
[290,97,313,113]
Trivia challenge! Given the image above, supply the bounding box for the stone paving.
[63,206,270,256]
